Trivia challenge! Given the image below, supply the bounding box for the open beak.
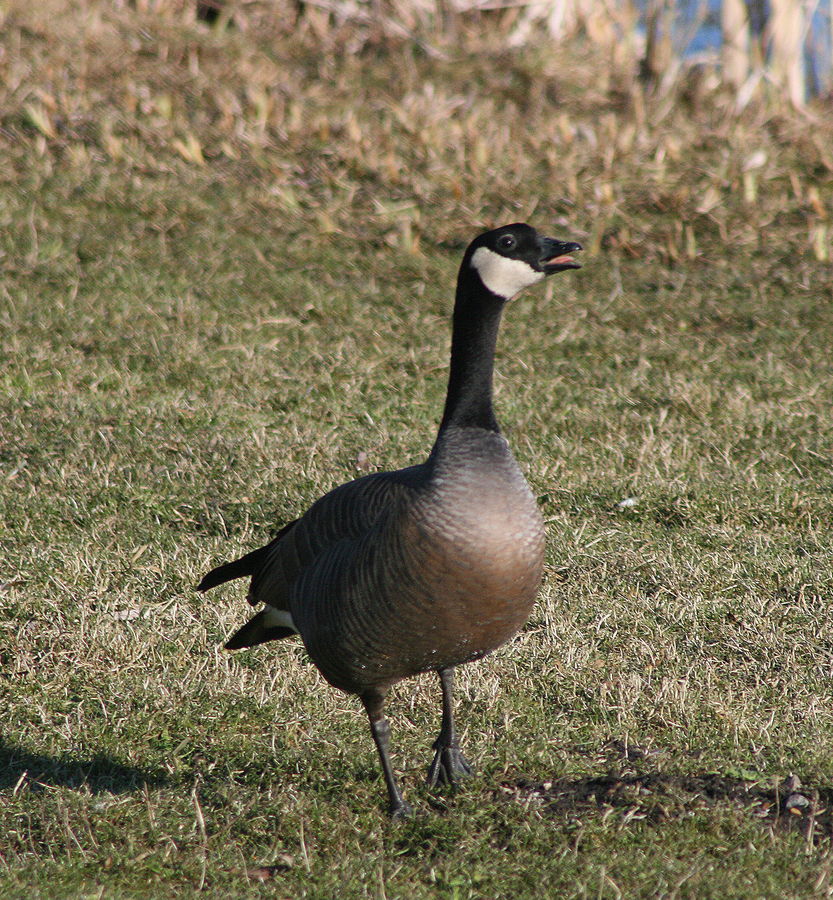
[539,238,583,273]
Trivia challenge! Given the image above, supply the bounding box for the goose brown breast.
[396,494,545,664]
[290,498,544,696]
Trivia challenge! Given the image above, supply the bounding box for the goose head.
[467,223,582,301]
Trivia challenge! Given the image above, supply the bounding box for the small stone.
[784,792,811,813]
[781,774,802,794]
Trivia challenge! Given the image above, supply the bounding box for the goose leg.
[361,689,413,820]
[426,667,473,787]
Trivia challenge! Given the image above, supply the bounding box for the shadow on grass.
[0,737,169,794]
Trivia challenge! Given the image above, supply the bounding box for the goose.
[198,223,582,817]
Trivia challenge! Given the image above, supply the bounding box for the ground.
[2,1,833,897]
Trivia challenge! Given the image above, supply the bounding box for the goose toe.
[426,743,474,787]
[389,799,415,820]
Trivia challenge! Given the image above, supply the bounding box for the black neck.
[436,267,505,435]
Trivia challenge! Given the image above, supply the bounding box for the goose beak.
[540,238,583,273]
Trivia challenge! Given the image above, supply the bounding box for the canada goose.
[198,223,582,817]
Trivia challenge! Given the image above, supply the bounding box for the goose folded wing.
[246,465,424,609]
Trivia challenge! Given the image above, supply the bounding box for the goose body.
[199,223,581,816]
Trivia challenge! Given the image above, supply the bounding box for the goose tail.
[197,518,298,593]
[224,606,297,650]
[197,546,267,592]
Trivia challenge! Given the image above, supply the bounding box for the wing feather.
[246,465,425,610]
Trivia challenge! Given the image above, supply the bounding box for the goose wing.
[246,465,424,610]
[198,464,425,612]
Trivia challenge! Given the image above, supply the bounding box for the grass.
[2,0,833,896]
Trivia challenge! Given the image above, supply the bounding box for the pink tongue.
[546,255,574,265]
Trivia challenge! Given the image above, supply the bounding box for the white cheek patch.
[263,605,297,633]
[471,246,544,299]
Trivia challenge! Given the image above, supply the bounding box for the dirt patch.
[503,744,833,844]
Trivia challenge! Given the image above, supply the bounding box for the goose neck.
[437,274,505,434]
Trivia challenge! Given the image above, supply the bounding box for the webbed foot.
[426,741,473,787]
[389,798,414,820]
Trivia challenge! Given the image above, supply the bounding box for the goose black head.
[467,223,582,301]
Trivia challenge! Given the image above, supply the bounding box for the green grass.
[2,1,833,897]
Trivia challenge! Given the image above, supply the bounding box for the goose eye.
[497,234,516,251]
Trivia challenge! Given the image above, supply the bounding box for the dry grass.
[2,1,833,897]
[5,0,832,254]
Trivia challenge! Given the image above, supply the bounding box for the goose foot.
[389,798,414,820]
[426,741,473,787]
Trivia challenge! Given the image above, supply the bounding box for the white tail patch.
[263,605,297,632]
[471,246,544,299]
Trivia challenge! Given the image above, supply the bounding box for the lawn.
[2,1,833,897]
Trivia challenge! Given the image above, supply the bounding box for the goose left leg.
[426,666,473,787]
[361,688,413,819]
